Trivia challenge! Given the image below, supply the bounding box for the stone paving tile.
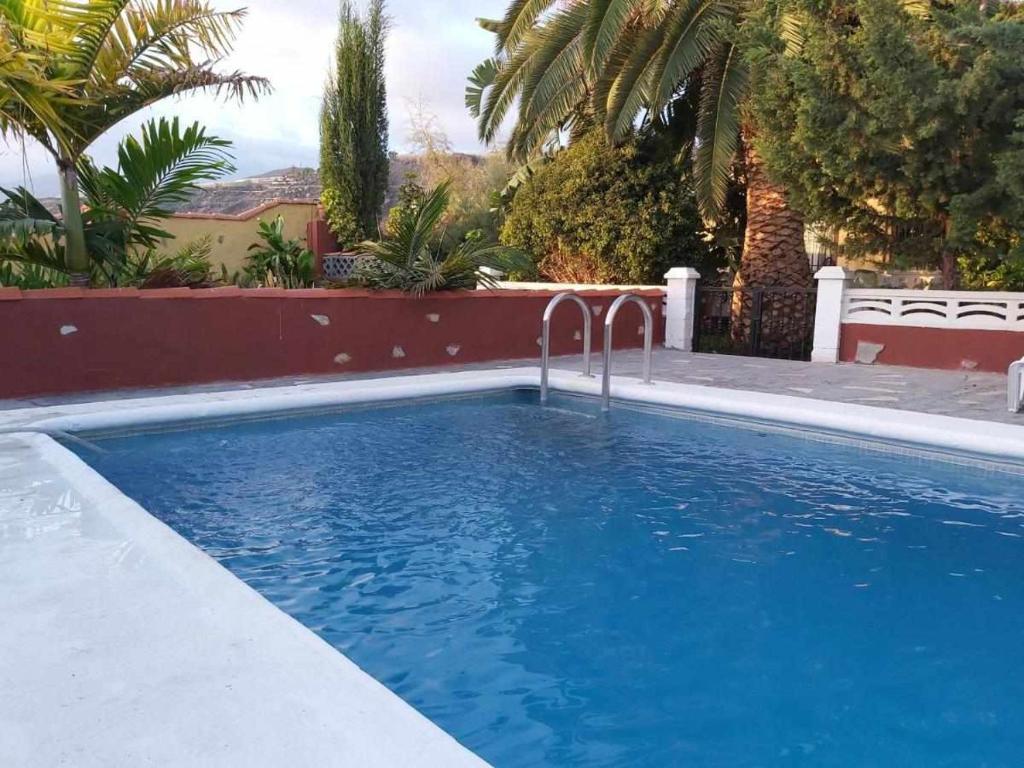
[0,350,1016,425]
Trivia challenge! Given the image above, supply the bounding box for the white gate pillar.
[664,267,701,351]
[811,266,851,363]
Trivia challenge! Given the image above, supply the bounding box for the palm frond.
[584,0,640,70]
[356,181,526,294]
[92,1,249,88]
[477,17,502,34]
[512,6,588,150]
[600,23,665,139]
[0,24,79,154]
[778,10,807,56]
[0,185,66,270]
[79,68,268,143]
[495,0,559,52]
[1,0,268,154]
[466,57,498,119]
[80,117,234,248]
[694,42,747,218]
[0,184,59,226]
[478,35,546,143]
[650,0,733,109]
[477,2,584,146]
[63,0,131,79]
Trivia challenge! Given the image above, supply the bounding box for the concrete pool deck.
[0,430,488,768]
[1,349,1016,424]
[1,355,1019,767]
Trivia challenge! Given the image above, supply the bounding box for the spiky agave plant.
[355,181,529,295]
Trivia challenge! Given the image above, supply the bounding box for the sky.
[0,0,507,196]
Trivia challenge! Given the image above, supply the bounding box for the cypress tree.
[320,0,389,246]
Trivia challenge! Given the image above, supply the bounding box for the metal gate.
[694,287,818,361]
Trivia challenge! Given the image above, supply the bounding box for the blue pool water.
[73,391,1024,767]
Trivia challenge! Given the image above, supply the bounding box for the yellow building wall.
[154,200,320,275]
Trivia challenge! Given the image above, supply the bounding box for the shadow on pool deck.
[0,349,1015,425]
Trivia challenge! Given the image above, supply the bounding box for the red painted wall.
[839,323,1024,372]
[306,217,339,265]
[0,287,664,399]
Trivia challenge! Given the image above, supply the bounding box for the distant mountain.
[166,166,321,215]
[165,154,481,216]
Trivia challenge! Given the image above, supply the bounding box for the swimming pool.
[70,387,1024,767]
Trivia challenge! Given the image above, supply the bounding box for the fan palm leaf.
[466,57,498,119]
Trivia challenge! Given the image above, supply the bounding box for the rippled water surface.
[75,391,1024,767]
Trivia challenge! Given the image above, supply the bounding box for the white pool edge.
[3,367,1022,766]
[15,366,1024,464]
[2,431,490,768]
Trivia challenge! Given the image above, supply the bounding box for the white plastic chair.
[1010,357,1024,413]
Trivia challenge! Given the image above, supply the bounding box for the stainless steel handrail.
[601,293,654,411]
[540,292,593,404]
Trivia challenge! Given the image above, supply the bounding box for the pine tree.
[320,0,389,246]
[748,0,1024,286]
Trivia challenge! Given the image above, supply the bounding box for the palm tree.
[467,0,812,341]
[1,117,236,284]
[0,0,270,285]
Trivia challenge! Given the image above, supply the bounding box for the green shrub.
[500,131,722,284]
[958,254,1024,291]
[385,174,428,237]
[244,216,315,288]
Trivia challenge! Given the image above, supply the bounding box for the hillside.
[167,155,477,216]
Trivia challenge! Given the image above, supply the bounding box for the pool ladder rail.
[540,291,654,411]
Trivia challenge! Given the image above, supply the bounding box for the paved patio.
[0,349,1015,424]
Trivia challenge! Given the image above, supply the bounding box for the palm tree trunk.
[938,214,958,289]
[730,135,811,356]
[58,156,89,287]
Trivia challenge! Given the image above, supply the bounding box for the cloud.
[0,0,507,196]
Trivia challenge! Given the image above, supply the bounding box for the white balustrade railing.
[843,289,1024,331]
[603,267,1024,366]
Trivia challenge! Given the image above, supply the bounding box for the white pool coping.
[12,366,1024,464]
[2,367,1023,767]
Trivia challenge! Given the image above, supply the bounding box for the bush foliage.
[748,0,1024,281]
[500,131,720,284]
[244,216,315,288]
